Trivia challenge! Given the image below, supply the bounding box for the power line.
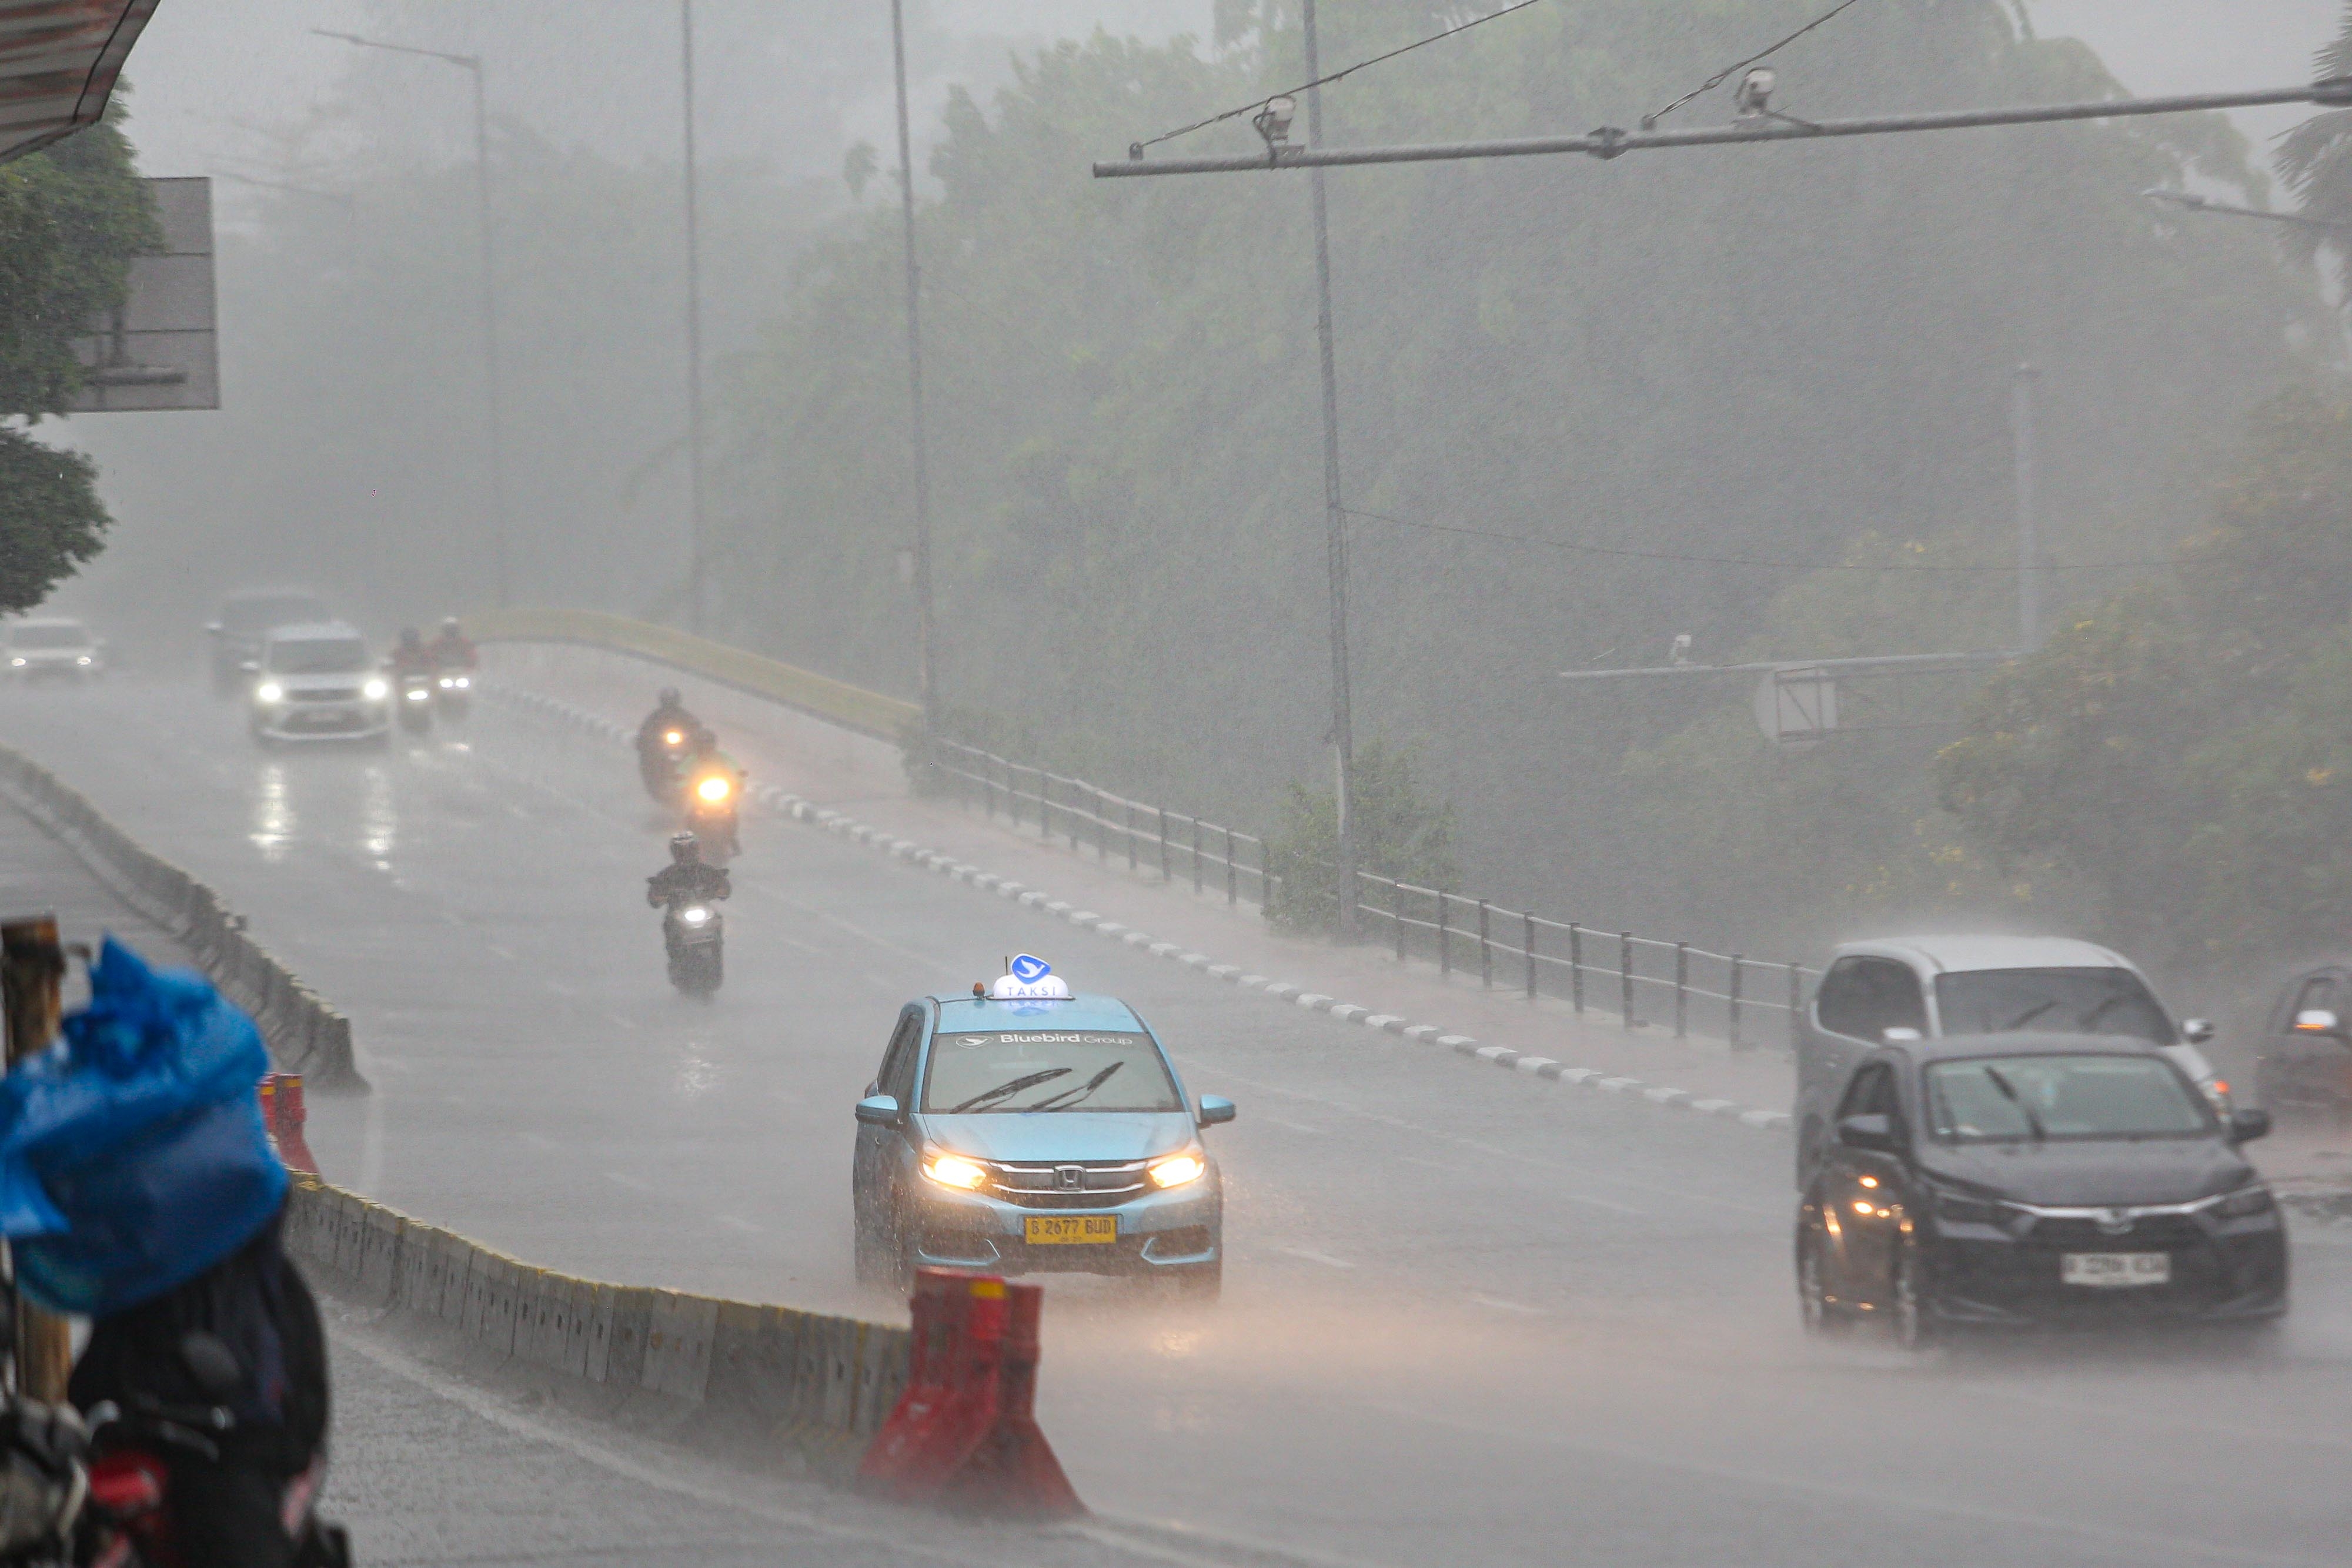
[1642,0,1871,131]
[1131,0,1546,156]
[1338,505,2224,574]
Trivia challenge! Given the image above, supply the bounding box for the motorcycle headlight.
[2212,1183,2274,1220]
[921,1151,988,1191]
[679,905,711,926]
[363,678,389,701]
[438,675,455,688]
[664,730,684,746]
[255,681,285,704]
[696,775,731,803]
[75,656,89,666]
[405,687,429,702]
[1148,1149,1207,1189]
[7,658,22,667]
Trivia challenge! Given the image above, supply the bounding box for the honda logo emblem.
[1054,1165,1085,1192]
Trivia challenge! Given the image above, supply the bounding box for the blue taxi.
[850,959,1234,1300]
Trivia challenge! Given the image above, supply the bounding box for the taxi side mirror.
[854,1094,902,1127]
[1836,1113,1897,1154]
[2182,1018,2217,1045]
[1197,1095,1236,1127]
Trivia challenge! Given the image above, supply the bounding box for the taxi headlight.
[1148,1151,1207,1189]
[255,681,285,704]
[921,1151,988,1191]
[696,775,731,803]
[2212,1183,2274,1220]
[363,678,389,701]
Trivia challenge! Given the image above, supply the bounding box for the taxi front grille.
[985,1159,1148,1209]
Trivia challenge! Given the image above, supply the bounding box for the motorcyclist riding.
[679,727,744,858]
[636,689,698,802]
[647,833,730,908]
[387,628,434,681]
[427,617,476,671]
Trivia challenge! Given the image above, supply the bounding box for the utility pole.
[680,0,708,634]
[313,31,509,606]
[2012,364,2040,651]
[1302,0,1358,938]
[889,0,940,748]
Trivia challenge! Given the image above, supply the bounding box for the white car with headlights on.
[248,622,389,745]
[851,958,1235,1300]
[4,617,104,681]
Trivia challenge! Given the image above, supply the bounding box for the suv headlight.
[1928,1181,2007,1226]
[363,677,389,701]
[1148,1149,1207,1189]
[921,1150,988,1191]
[255,681,285,704]
[2211,1183,2274,1220]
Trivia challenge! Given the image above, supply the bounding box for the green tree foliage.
[0,105,156,613]
[1267,738,1458,934]
[1938,391,2352,959]
[2278,1,2352,278]
[0,434,106,610]
[715,1,2317,947]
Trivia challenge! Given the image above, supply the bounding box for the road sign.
[68,178,218,412]
[1755,666,1837,748]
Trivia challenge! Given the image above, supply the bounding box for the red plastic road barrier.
[259,1072,318,1176]
[857,1268,1084,1517]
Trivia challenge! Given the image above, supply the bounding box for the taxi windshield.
[923,1030,1181,1114]
[1924,1054,2214,1144]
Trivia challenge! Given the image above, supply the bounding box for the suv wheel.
[1797,1226,1848,1336]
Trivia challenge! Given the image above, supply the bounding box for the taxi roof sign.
[989,955,1071,1003]
[1010,954,1051,982]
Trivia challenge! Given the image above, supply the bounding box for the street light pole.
[2012,365,2041,651]
[313,30,509,606]
[1301,0,1358,938]
[888,0,940,747]
[680,0,708,634]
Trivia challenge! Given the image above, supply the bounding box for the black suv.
[205,590,330,693]
[1796,1031,2285,1346]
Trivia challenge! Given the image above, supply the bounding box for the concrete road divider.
[281,1176,910,1479]
[0,742,368,1093]
[858,1268,1083,1519]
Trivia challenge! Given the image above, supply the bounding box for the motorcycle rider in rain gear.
[647,832,730,908]
[387,628,434,681]
[637,689,699,801]
[680,726,744,857]
[427,617,476,671]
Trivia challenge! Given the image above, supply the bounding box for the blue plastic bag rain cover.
[0,937,286,1316]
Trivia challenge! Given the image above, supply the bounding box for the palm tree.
[2276,3,2352,273]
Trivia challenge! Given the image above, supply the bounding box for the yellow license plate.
[1024,1215,1118,1246]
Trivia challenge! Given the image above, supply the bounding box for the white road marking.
[545,979,574,997]
[1469,1294,1545,1315]
[605,1171,651,1192]
[713,1215,760,1233]
[1259,1116,1325,1135]
[1272,1245,1355,1269]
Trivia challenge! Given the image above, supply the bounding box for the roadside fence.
[929,735,1816,1051]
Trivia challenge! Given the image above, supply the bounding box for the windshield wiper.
[1982,1066,2047,1142]
[1024,1061,1124,1113]
[1999,1000,2059,1031]
[948,1067,1070,1115]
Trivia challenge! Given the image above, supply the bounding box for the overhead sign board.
[1755,666,1838,749]
[0,0,161,164]
[69,176,217,412]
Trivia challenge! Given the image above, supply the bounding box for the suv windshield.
[923,1029,1182,1114]
[266,637,369,675]
[1925,1054,2213,1143]
[1934,967,2175,1044]
[226,596,328,634]
[8,623,86,649]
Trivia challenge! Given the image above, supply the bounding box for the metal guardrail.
[931,737,1282,912]
[930,737,1816,1051]
[476,610,1820,1051]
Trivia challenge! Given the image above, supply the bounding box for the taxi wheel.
[1890,1245,1936,1351]
[852,1215,892,1290]
[1796,1229,1849,1337]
